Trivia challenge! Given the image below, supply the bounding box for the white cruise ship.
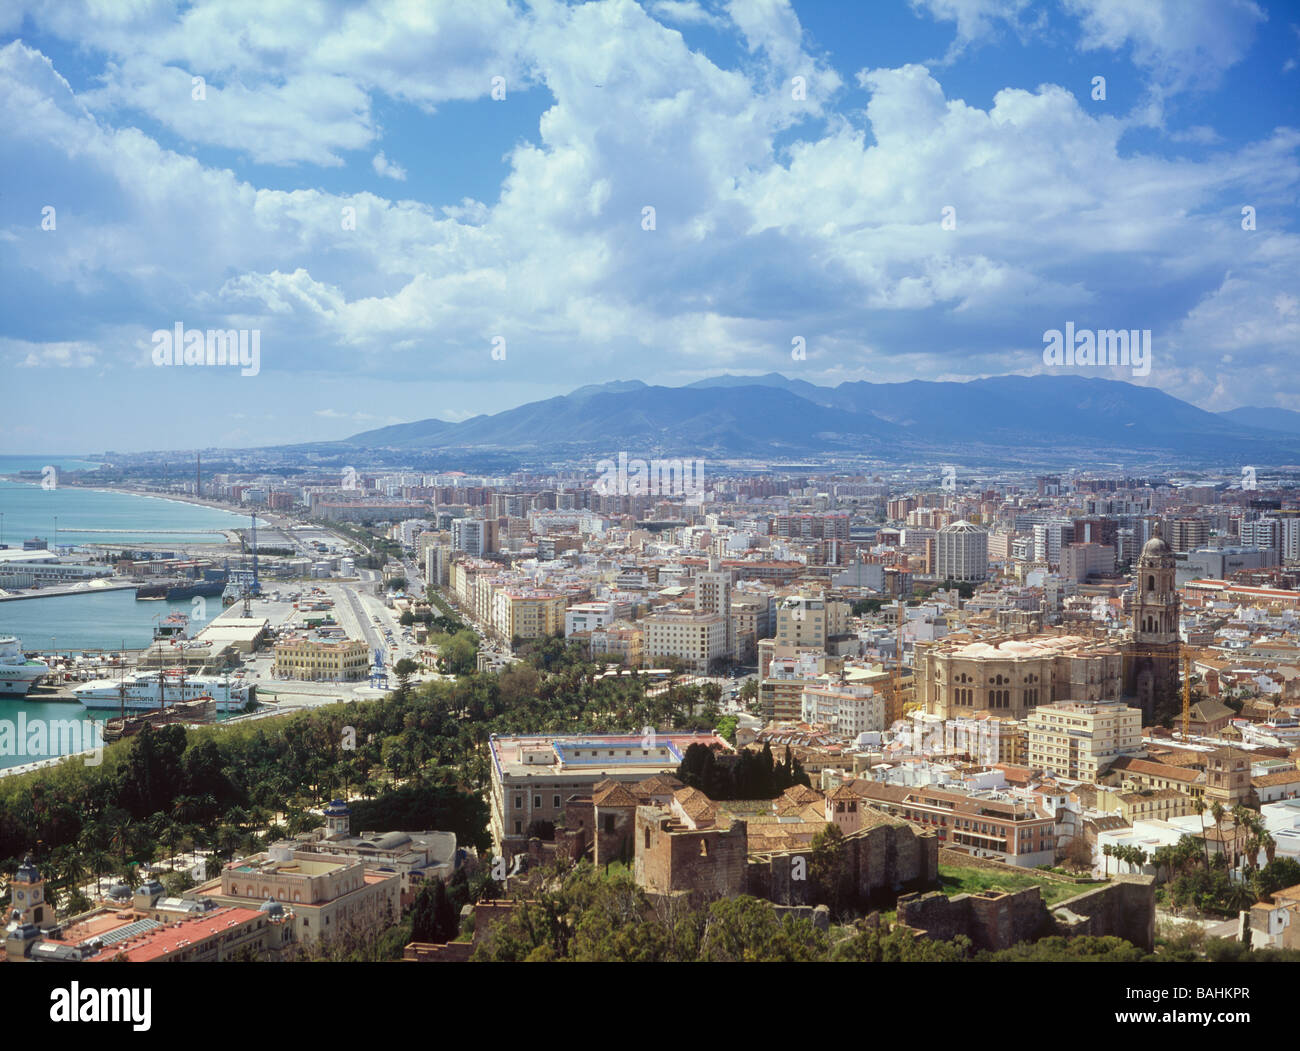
[72,671,254,712]
[0,637,49,696]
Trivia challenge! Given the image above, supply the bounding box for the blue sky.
[3,0,1298,453]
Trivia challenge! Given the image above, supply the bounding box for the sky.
[2,0,1298,453]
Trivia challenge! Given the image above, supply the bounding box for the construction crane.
[1074,621,1196,740]
[249,512,261,596]
[889,598,906,724]
[1123,643,1195,742]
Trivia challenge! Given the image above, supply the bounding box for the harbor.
[0,581,137,602]
[0,461,431,771]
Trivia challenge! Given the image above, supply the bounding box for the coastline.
[0,473,267,523]
[74,484,278,526]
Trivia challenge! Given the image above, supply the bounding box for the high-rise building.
[1165,517,1209,553]
[1073,516,1119,548]
[1032,521,1074,566]
[424,544,450,586]
[936,520,988,582]
[771,513,851,540]
[694,556,734,658]
[1282,516,1300,562]
[451,517,497,556]
[1240,518,1281,555]
[887,496,917,521]
[1060,542,1116,583]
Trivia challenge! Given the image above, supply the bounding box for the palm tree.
[1226,881,1254,915]
[1209,800,1226,856]
[85,848,114,898]
[144,812,171,869]
[1229,804,1253,870]
[1195,801,1212,870]
[108,811,135,866]
[1151,844,1174,884]
[1102,843,1113,877]
[1260,828,1277,867]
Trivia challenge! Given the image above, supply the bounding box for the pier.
[48,527,231,534]
[0,582,138,602]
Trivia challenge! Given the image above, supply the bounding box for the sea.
[0,454,253,547]
[0,455,262,768]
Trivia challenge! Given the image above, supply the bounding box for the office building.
[936,520,988,582]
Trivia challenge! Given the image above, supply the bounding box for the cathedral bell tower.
[1127,536,1181,723]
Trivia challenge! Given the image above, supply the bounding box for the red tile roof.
[85,907,264,963]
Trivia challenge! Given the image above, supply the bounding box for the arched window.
[1147,575,1155,592]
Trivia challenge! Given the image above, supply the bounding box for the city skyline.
[4,0,1299,452]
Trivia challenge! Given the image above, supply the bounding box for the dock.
[0,582,138,602]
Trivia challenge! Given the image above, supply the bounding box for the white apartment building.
[694,559,734,658]
[1026,700,1143,781]
[451,518,492,557]
[565,601,618,637]
[642,610,728,673]
[1282,518,1300,562]
[1031,521,1074,567]
[801,682,885,736]
[396,518,432,549]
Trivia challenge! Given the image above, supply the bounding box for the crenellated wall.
[749,823,939,908]
[898,874,1156,952]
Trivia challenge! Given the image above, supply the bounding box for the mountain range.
[333,374,1300,466]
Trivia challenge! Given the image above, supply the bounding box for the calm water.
[0,696,110,770]
[0,590,244,770]
[0,456,261,766]
[0,589,206,653]
[0,480,253,547]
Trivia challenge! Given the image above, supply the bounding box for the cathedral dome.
[1141,536,1171,557]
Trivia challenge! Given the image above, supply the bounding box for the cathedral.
[1124,535,1182,723]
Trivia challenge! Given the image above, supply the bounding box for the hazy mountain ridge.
[1217,406,1300,435]
[341,374,1300,463]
